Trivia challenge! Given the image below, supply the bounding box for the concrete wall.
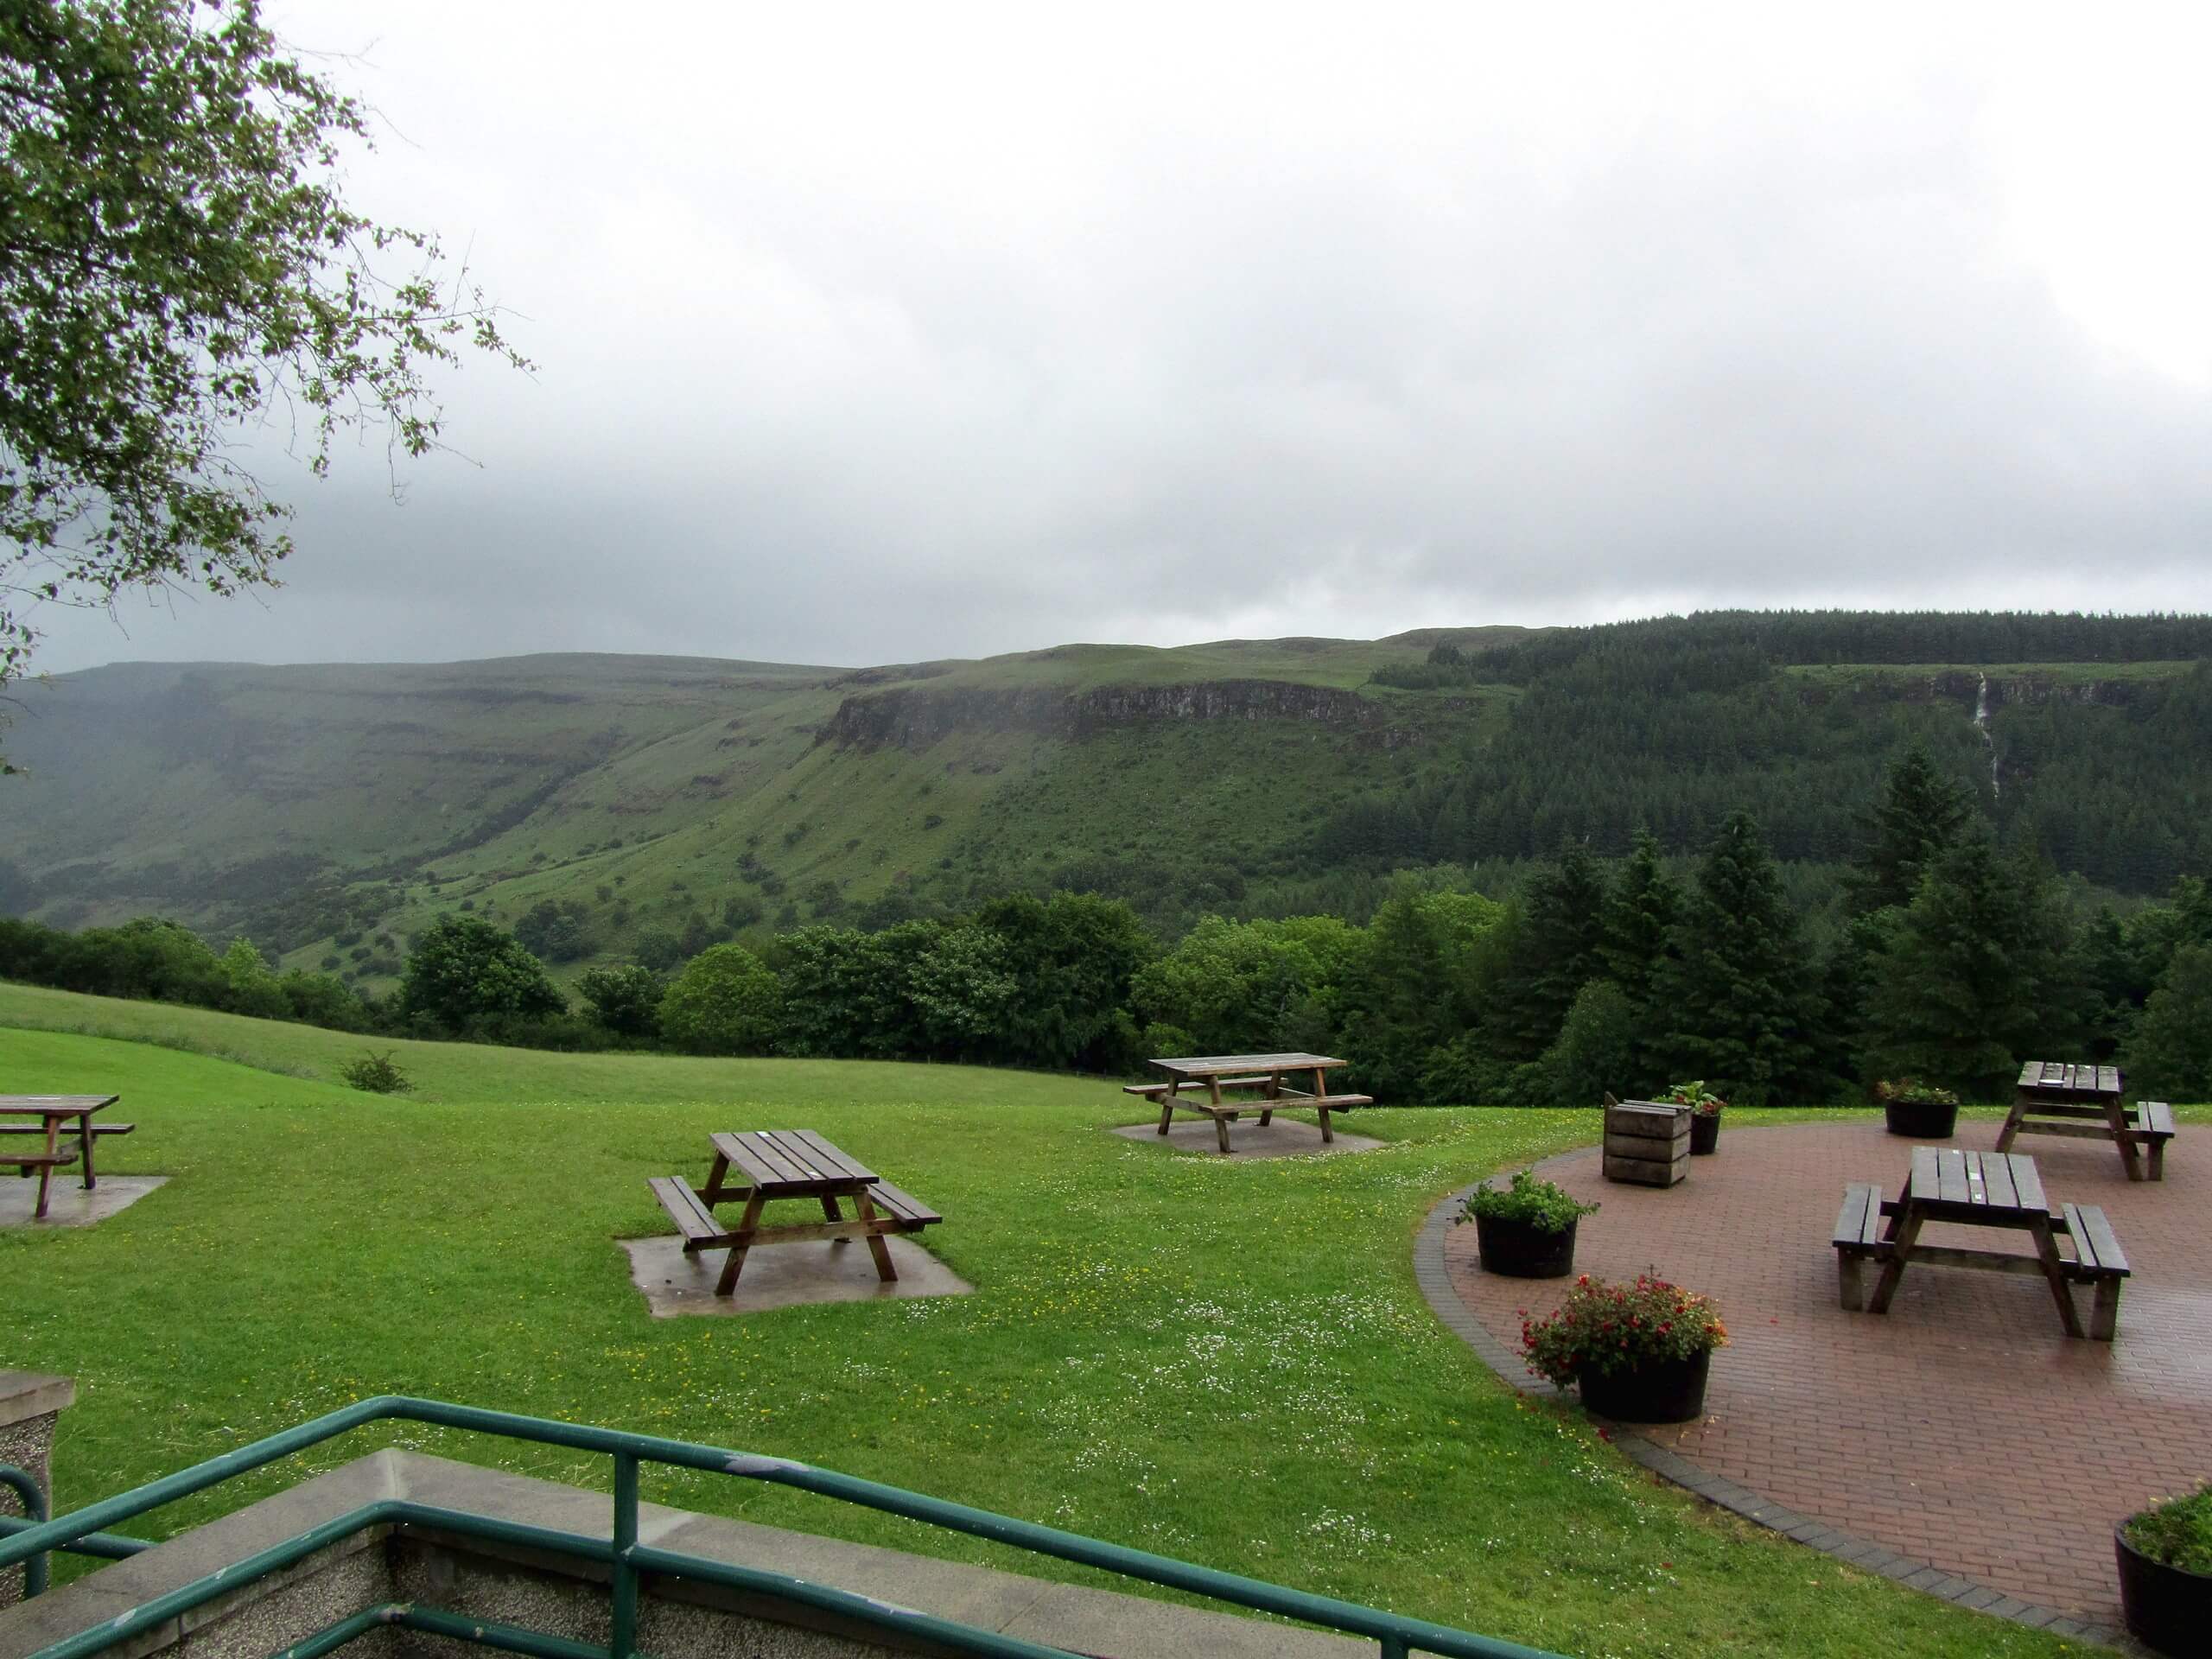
[0,1448,1365,1659]
[0,1371,74,1609]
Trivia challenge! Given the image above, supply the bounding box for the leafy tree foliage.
[576,963,663,1039]
[657,944,781,1055]
[0,0,524,689]
[513,899,591,963]
[397,915,563,1033]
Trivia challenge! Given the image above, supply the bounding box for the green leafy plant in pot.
[1459,1169,1599,1278]
[1874,1077,1961,1139]
[1522,1273,1729,1422]
[2116,1483,2212,1656]
[1662,1080,1726,1154]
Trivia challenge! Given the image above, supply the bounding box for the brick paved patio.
[1439,1113,2205,1632]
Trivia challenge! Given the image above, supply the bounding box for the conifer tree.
[1652,811,1817,1105]
[2126,941,2212,1101]
[1865,835,2075,1097]
[1847,745,1974,915]
[1484,842,1609,1060]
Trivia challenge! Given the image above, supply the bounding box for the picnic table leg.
[2106,1101,2145,1182]
[1866,1208,1923,1313]
[2089,1278,2122,1341]
[1994,1098,2026,1154]
[1157,1088,1174,1136]
[853,1189,898,1281]
[1258,1071,1278,1128]
[1212,1112,1233,1155]
[701,1150,733,1205]
[714,1192,768,1295]
[1316,1105,1334,1144]
[2027,1216,2085,1338]
[821,1192,851,1247]
[78,1111,97,1191]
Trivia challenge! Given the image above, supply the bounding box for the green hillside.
[3,613,2209,994]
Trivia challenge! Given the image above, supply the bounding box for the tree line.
[3,749,2209,1101]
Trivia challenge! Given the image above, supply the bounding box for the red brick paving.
[1440,1114,2207,1629]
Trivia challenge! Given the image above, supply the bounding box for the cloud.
[29,0,2212,675]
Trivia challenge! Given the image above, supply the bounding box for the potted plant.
[1874,1077,1961,1139]
[2117,1484,2212,1656]
[1522,1273,1729,1423]
[1662,1081,1726,1154]
[1459,1168,1599,1278]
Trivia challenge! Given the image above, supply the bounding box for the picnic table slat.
[1935,1149,1969,1205]
[710,1131,813,1188]
[1150,1053,1345,1077]
[757,1128,840,1183]
[2006,1154,2048,1214]
[786,1128,879,1184]
[743,1131,820,1185]
[1980,1149,2019,1210]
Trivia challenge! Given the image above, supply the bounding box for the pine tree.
[1484,842,1610,1060]
[1652,811,1818,1106]
[1847,745,1974,915]
[2126,942,2212,1100]
[1865,836,2075,1097]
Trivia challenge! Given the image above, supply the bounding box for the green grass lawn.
[0,983,2119,1657]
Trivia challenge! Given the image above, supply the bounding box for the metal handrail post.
[0,1463,49,1599]
[608,1453,638,1659]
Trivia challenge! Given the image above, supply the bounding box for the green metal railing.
[0,1395,1561,1659]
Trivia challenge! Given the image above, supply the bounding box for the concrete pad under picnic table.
[0,1174,166,1228]
[1111,1119,1383,1159]
[620,1233,972,1317]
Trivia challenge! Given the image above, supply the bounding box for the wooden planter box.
[1603,1101,1690,1186]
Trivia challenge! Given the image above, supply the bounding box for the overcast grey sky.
[29,0,2212,674]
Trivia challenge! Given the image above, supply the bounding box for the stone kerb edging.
[1412,1158,2136,1654]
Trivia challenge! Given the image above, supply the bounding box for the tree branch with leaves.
[0,0,528,697]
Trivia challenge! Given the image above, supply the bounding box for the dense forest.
[6,749,2210,1104]
[1344,611,2212,892]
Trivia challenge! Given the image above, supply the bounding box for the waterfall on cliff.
[1973,672,1999,799]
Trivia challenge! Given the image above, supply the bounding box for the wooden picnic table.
[1831,1147,2131,1340]
[0,1096,126,1221]
[1125,1053,1373,1154]
[647,1129,940,1296]
[1997,1060,2175,1181]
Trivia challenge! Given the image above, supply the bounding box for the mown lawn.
[0,984,2116,1658]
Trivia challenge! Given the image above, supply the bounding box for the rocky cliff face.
[1802,671,2145,709]
[821,679,1427,750]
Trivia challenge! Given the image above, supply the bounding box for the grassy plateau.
[0,983,2118,1657]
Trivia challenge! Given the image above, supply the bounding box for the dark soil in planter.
[1689,1111,1721,1154]
[2118,1529,2211,1656]
[1575,1349,1711,1423]
[1473,1212,1578,1278]
[1883,1098,1960,1139]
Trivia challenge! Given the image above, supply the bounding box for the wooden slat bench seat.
[1147,1089,1376,1152]
[863,1179,942,1228]
[1122,1077,1272,1099]
[1831,1183,1887,1311]
[10,1148,80,1168]
[2132,1102,2176,1180]
[0,1122,134,1136]
[2060,1202,2131,1340]
[648,1175,723,1245]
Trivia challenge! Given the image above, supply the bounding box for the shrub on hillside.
[340,1051,410,1094]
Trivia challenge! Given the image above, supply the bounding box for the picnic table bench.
[2,1096,130,1220]
[649,1129,940,1295]
[1997,1061,2173,1181]
[1831,1147,2129,1339]
[1123,1053,1372,1154]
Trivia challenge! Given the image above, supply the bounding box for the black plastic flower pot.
[2117,1528,2211,1656]
[1688,1111,1721,1154]
[1883,1098,1960,1139]
[1574,1349,1712,1423]
[1473,1212,1579,1278]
